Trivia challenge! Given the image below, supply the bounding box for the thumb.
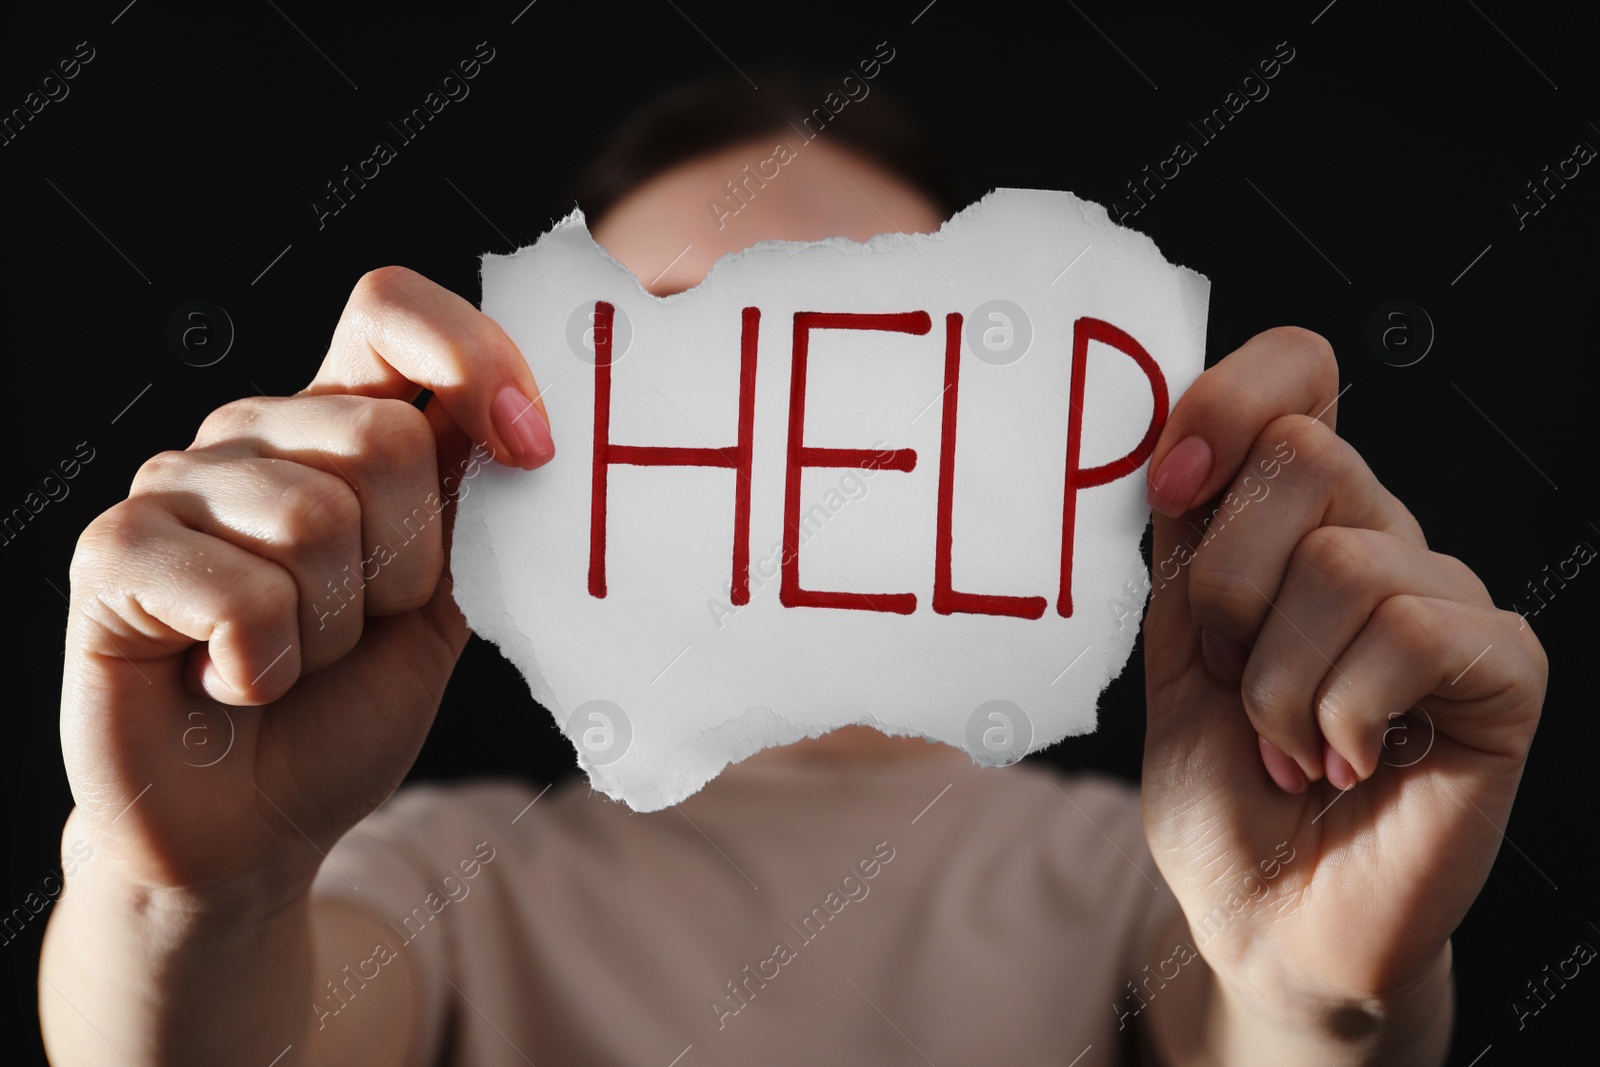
[1139,328,1340,703]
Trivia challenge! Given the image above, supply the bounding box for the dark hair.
[571,69,958,223]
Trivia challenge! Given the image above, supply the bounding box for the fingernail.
[1324,743,1358,791]
[1201,628,1247,685]
[1147,434,1212,517]
[491,386,555,470]
[1258,736,1307,794]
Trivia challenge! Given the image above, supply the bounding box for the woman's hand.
[1137,327,1547,1065]
[59,266,551,903]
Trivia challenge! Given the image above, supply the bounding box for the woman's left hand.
[1137,327,1548,1059]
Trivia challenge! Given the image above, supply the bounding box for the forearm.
[39,855,315,1067]
[1142,911,1454,1067]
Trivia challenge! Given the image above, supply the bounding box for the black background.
[3,1,1596,1063]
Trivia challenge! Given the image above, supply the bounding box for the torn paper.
[452,188,1209,811]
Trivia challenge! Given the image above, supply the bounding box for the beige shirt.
[310,745,1180,1066]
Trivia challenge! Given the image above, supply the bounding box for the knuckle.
[234,560,299,629]
[195,396,270,445]
[1187,557,1261,637]
[351,265,424,321]
[1370,595,1432,659]
[456,314,514,368]
[70,500,146,584]
[1292,526,1373,593]
[1258,325,1338,379]
[275,470,360,548]
[129,449,192,494]
[1517,612,1549,669]
[1190,375,1253,427]
[1506,609,1550,695]
[1386,498,1429,549]
[348,398,436,474]
[1262,413,1340,477]
[1435,550,1490,602]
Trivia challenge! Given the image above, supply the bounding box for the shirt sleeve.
[307,779,540,1067]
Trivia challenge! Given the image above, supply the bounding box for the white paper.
[453,189,1208,811]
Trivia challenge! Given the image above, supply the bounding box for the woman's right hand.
[59,266,552,906]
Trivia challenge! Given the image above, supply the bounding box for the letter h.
[589,301,760,602]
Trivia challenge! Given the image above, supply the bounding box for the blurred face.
[592,134,945,295]
[590,133,949,762]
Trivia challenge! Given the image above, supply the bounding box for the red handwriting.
[588,303,758,603]
[784,311,926,613]
[586,302,1168,619]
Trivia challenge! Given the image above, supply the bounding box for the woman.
[41,77,1546,1066]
